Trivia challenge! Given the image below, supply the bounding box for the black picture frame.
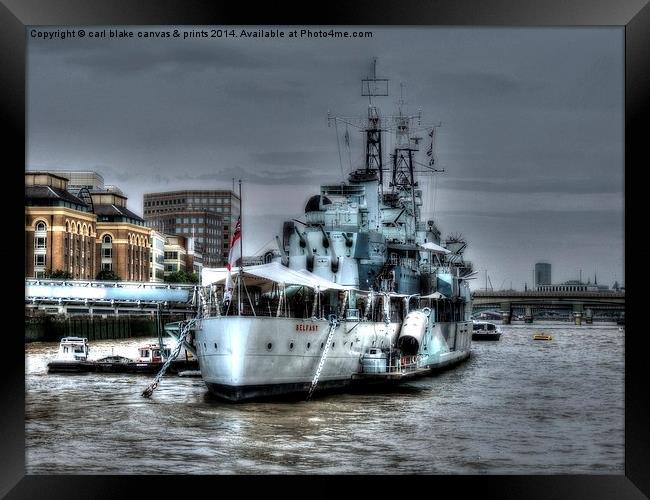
[4,1,646,497]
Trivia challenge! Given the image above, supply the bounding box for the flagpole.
[238,179,243,316]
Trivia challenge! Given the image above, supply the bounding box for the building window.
[34,254,46,267]
[34,236,46,249]
[101,235,113,269]
[35,221,46,232]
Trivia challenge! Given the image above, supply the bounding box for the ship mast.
[361,57,389,188]
[387,82,423,242]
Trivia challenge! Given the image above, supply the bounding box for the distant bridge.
[471,290,625,322]
[25,279,199,316]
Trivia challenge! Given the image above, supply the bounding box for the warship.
[169,61,475,401]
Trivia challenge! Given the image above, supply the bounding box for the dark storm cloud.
[223,80,308,100]
[174,164,334,185]
[426,70,528,97]
[441,176,622,194]
[249,151,333,167]
[30,36,269,75]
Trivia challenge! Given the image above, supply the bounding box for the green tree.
[164,270,199,284]
[48,269,73,279]
[96,269,121,281]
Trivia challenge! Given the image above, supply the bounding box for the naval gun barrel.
[294,227,314,271]
[319,226,340,274]
[319,225,330,249]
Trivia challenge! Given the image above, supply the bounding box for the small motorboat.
[533,333,553,341]
[48,340,200,375]
[47,337,93,373]
[472,320,502,341]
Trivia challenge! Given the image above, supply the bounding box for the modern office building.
[186,236,203,276]
[149,230,166,282]
[163,235,188,277]
[143,190,240,267]
[45,170,105,195]
[534,262,552,288]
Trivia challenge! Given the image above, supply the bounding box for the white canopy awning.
[201,262,350,291]
[201,267,229,286]
[418,242,451,254]
[420,291,448,300]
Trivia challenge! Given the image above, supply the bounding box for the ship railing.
[385,355,421,374]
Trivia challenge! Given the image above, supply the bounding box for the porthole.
[332,342,335,349]
[320,342,324,349]
[267,342,273,351]
[214,343,218,349]
[289,342,295,350]
[203,342,206,349]
[307,342,311,349]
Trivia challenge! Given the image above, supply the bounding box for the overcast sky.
[27,26,624,290]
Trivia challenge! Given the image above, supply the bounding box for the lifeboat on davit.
[397,310,429,355]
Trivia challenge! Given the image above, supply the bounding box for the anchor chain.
[142,318,197,398]
[306,315,339,401]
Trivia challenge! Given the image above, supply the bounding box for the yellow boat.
[533,333,553,341]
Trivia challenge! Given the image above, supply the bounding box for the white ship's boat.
[472,320,502,341]
[47,337,91,373]
[54,336,90,361]
[168,61,475,401]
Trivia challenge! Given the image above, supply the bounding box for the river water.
[25,323,624,474]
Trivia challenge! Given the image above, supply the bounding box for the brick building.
[25,171,152,281]
[25,172,97,279]
[91,190,150,281]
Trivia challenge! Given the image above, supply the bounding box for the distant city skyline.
[26,26,624,290]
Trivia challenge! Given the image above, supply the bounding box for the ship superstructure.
[173,61,475,401]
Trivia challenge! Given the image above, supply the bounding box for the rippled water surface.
[25,323,624,474]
